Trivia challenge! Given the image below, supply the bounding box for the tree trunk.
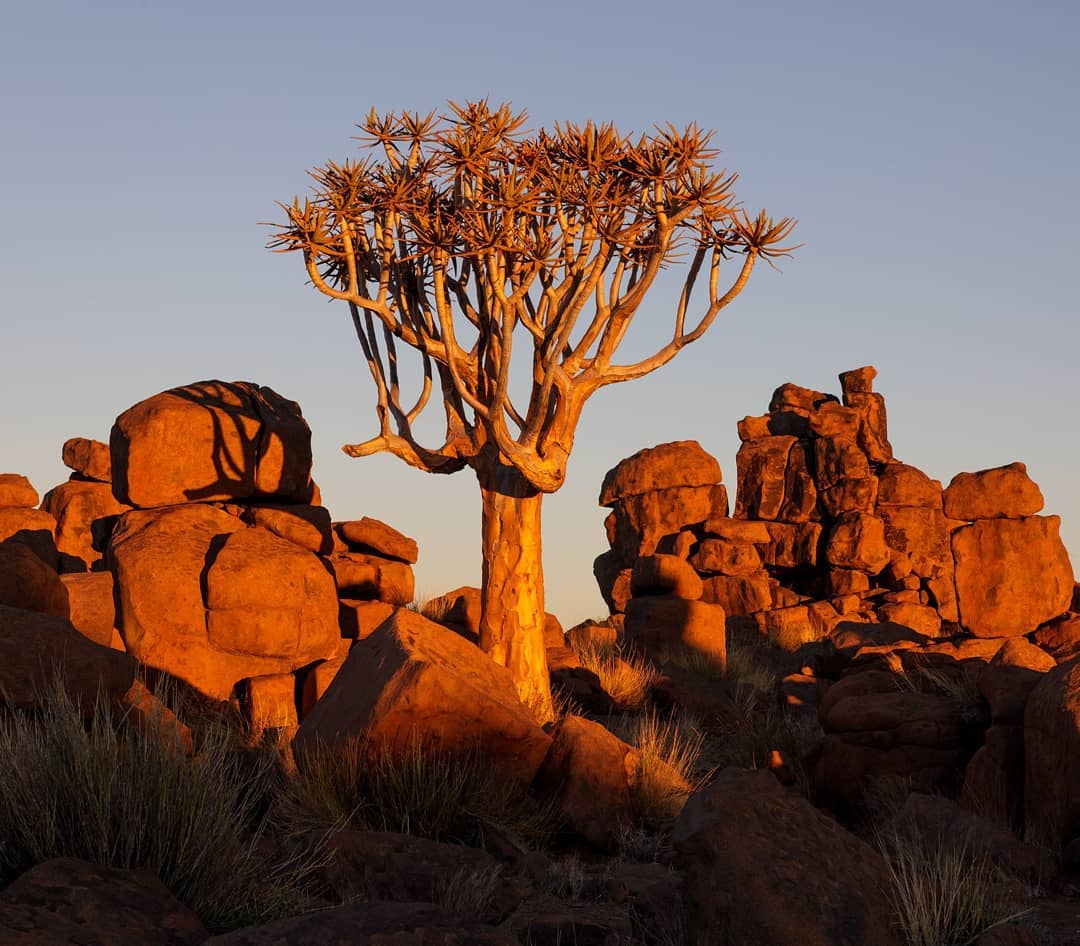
[477,464,555,724]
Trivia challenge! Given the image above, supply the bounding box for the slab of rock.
[293,609,552,785]
[243,504,332,554]
[770,382,838,413]
[330,552,415,605]
[41,479,130,571]
[703,516,772,543]
[599,440,721,506]
[876,602,942,638]
[0,541,69,618]
[58,572,114,646]
[826,512,890,574]
[845,390,893,463]
[110,504,339,700]
[839,365,877,396]
[952,516,1073,638]
[1032,613,1080,662]
[336,517,418,564]
[762,521,823,568]
[674,768,902,946]
[0,604,136,710]
[63,437,114,482]
[808,403,861,440]
[1024,656,1080,850]
[878,504,952,579]
[111,380,316,508]
[734,435,795,520]
[813,436,870,492]
[690,537,761,576]
[0,473,39,508]
[0,858,207,946]
[820,476,879,517]
[534,715,636,849]
[701,572,772,616]
[944,462,1044,520]
[876,463,943,508]
[0,506,60,568]
[780,439,819,522]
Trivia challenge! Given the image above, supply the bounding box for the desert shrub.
[714,704,819,797]
[619,710,704,824]
[0,679,316,931]
[574,641,655,710]
[877,825,1029,946]
[895,659,984,723]
[276,736,553,849]
[436,863,505,919]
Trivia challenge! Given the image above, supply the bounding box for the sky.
[2,1,1078,626]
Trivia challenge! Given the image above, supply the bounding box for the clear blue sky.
[2,1,1078,625]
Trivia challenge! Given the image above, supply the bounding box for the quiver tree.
[271,101,795,721]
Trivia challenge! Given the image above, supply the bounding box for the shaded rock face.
[674,768,902,946]
[41,478,130,572]
[0,857,208,946]
[0,541,69,618]
[293,609,552,786]
[110,380,316,508]
[109,504,340,700]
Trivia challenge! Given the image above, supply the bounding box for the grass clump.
[620,710,704,824]
[276,736,552,850]
[877,826,1029,946]
[0,680,316,931]
[895,659,984,723]
[574,641,655,710]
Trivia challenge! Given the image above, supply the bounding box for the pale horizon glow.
[2,1,1078,626]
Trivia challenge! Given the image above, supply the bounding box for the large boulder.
[0,506,60,568]
[293,609,552,785]
[40,478,130,571]
[607,484,728,561]
[952,516,1073,637]
[599,440,721,506]
[1024,656,1080,850]
[0,542,69,618]
[674,768,902,946]
[62,437,113,482]
[110,380,316,508]
[944,463,1044,520]
[109,504,339,700]
[0,604,136,709]
[0,858,207,946]
[0,473,39,507]
[336,517,419,564]
[733,435,796,520]
[61,571,118,646]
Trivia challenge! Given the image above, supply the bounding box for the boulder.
[813,436,870,491]
[763,604,819,650]
[878,505,953,579]
[845,390,893,463]
[779,440,819,522]
[534,715,636,849]
[952,516,1073,638]
[690,537,761,576]
[110,380,316,508]
[242,504,332,554]
[674,768,902,946]
[40,479,130,571]
[336,517,419,564]
[701,572,772,615]
[839,365,877,396]
[808,403,861,440]
[62,437,113,482]
[762,521,823,568]
[876,602,942,638]
[703,517,772,543]
[0,604,137,710]
[629,554,702,600]
[599,440,721,506]
[820,476,879,517]
[0,506,60,568]
[876,463,943,508]
[293,610,552,785]
[0,858,207,946]
[1024,656,1080,850]
[944,462,1044,520]
[961,723,1025,829]
[826,512,890,574]
[769,382,837,413]
[734,435,795,520]
[339,599,396,640]
[0,541,69,618]
[330,552,415,605]
[624,596,726,666]
[592,551,631,614]
[1032,613,1080,663]
[609,484,728,560]
[0,473,39,508]
[110,504,339,700]
[243,672,299,735]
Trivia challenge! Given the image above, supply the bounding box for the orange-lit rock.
[876,602,942,638]
[876,463,942,508]
[330,552,415,606]
[808,403,861,440]
[826,512,890,574]
[60,572,115,645]
[609,484,728,561]
[336,517,419,564]
[769,382,837,413]
[624,595,726,666]
[0,542,68,618]
[534,715,636,850]
[779,440,819,522]
[244,672,299,736]
[599,440,721,506]
[820,476,878,517]
[293,610,552,785]
[1032,613,1080,663]
[630,554,703,600]
[952,516,1073,637]
[61,437,113,482]
[690,537,761,576]
[734,435,795,520]
[762,521,823,568]
[702,517,771,543]
[593,551,632,613]
[813,435,870,491]
[243,504,332,554]
[110,504,339,700]
[878,505,952,579]
[944,462,1045,521]
[0,604,136,711]
[40,479,129,571]
[675,768,902,946]
[110,380,316,508]
[701,572,772,616]
[0,506,59,568]
[845,390,893,463]
[339,599,396,640]
[0,473,39,508]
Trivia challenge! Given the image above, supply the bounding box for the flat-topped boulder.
[599,440,720,507]
[944,462,1045,520]
[110,380,316,508]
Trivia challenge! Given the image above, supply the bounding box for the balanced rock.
[293,609,552,785]
[630,554,702,600]
[337,516,419,563]
[110,504,339,699]
[952,516,1073,637]
[62,437,113,482]
[944,463,1044,520]
[599,440,720,506]
[111,380,316,508]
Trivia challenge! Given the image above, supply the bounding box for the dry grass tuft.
[574,641,656,711]
[877,825,1029,946]
[895,659,984,723]
[619,710,704,825]
[436,863,505,919]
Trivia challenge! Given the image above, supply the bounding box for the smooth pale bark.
[478,465,554,724]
